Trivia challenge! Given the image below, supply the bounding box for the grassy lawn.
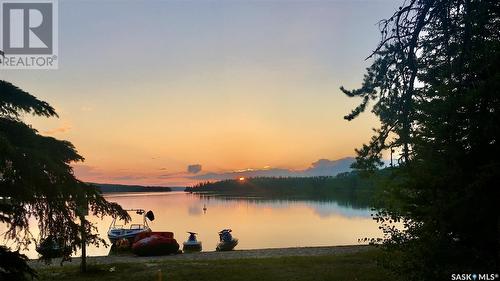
[37,250,395,281]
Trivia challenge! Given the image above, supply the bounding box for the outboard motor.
[146,210,155,221]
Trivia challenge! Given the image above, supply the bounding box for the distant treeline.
[93,183,172,193]
[185,172,380,208]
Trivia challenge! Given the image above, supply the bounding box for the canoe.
[132,232,179,256]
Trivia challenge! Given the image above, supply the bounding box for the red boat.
[131,232,179,256]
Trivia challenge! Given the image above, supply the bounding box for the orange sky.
[1,1,400,186]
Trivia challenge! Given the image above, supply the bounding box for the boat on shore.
[183,232,202,252]
[107,209,154,244]
[216,229,238,251]
[132,232,179,256]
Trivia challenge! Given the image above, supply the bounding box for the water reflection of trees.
[186,174,377,210]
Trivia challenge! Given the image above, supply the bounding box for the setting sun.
[239,177,245,181]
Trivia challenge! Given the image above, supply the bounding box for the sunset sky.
[1,0,400,186]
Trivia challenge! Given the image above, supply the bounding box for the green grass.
[37,250,395,281]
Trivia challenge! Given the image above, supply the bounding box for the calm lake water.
[2,191,381,259]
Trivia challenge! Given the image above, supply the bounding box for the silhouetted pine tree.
[342,0,500,279]
[0,80,130,279]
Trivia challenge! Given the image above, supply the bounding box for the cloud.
[303,158,355,176]
[110,175,148,181]
[189,157,356,181]
[157,172,184,179]
[187,164,202,174]
[190,168,294,180]
[74,158,358,187]
[42,123,72,135]
[73,164,103,178]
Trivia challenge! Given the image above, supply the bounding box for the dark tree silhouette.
[342,0,500,279]
[0,80,129,279]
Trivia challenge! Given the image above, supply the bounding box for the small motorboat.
[131,232,179,256]
[216,229,238,251]
[107,209,154,245]
[183,232,202,252]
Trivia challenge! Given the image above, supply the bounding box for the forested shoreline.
[93,183,172,193]
[185,172,381,208]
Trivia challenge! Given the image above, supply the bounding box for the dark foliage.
[0,246,36,281]
[0,80,130,279]
[342,0,500,279]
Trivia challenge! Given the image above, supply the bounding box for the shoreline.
[30,244,372,269]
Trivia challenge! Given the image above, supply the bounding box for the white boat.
[107,209,154,244]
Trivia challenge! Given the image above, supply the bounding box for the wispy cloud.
[42,123,72,135]
[73,164,104,179]
[110,175,148,181]
[73,158,360,187]
[189,157,356,181]
[157,172,186,179]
